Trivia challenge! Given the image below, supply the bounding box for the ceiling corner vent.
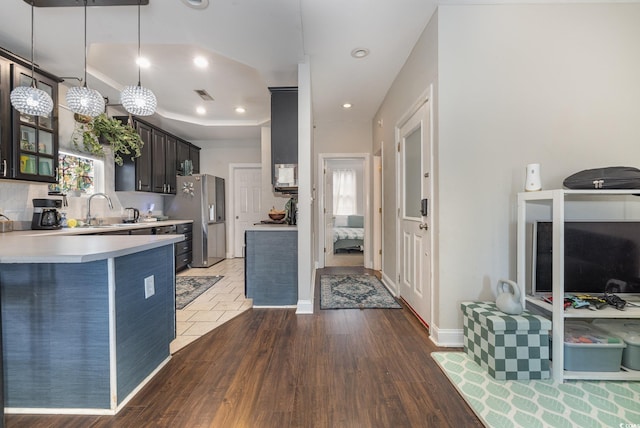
[194,89,214,101]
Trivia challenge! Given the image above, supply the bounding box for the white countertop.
[0,220,190,264]
[7,219,192,237]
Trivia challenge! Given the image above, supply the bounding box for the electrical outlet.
[144,275,155,299]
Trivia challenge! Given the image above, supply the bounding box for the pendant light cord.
[83,0,88,88]
[137,0,141,86]
[30,0,36,88]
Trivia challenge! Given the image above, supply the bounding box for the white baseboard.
[254,305,297,309]
[379,272,462,347]
[380,271,398,295]
[296,300,313,314]
[429,325,463,348]
[295,265,316,314]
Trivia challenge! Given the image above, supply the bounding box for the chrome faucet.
[86,193,114,225]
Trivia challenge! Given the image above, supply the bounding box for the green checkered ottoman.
[461,301,551,380]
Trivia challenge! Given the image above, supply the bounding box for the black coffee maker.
[32,199,62,230]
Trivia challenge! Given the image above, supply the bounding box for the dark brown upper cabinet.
[0,48,60,183]
[269,87,298,186]
[115,116,199,195]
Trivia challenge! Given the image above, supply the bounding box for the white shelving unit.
[517,189,640,382]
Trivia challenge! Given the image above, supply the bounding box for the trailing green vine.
[72,113,144,166]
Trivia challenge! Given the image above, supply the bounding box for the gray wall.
[373,9,439,315]
[375,4,640,335]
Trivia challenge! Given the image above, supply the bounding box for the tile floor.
[170,258,253,354]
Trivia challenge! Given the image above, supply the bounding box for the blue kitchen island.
[245,225,298,306]
[0,233,183,415]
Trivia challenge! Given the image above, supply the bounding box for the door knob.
[419,223,429,230]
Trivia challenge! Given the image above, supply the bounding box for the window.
[48,152,98,195]
[333,169,357,215]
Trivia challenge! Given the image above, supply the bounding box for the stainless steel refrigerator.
[167,174,226,267]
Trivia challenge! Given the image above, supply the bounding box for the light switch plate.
[144,275,155,299]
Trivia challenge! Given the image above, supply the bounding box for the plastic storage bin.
[561,321,626,372]
[593,319,640,370]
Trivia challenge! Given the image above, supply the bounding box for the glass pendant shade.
[9,2,53,117]
[121,84,157,116]
[121,1,157,116]
[67,0,104,117]
[10,85,54,117]
[66,86,105,117]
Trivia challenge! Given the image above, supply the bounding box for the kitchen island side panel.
[114,245,174,403]
[0,262,111,409]
[245,229,298,305]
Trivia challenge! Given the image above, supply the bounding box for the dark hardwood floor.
[6,266,481,427]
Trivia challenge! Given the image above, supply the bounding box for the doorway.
[228,163,262,258]
[317,154,372,269]
[396,89,433,328]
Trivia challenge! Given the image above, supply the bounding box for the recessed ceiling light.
[342,103,352,109]
[136,57,150,68]
[235,106,246,113]
[351,48,369,59]
[181,0,209,9]
[193,56,208,68]
[196,106,206,115]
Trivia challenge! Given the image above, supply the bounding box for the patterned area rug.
[320,274,401,309]
[432,352,640,428]
[176,276,223,310]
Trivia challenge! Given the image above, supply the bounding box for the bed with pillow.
[333,215,364,253]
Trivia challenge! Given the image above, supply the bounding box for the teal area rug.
[320,274,401,309]
[176,276,223,310]
[432,352,640,428]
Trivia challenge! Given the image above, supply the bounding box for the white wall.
[314,120,373,156]
[375,4,640,337]
[373,9,439,313]
[297,60,314,313]
[436,4,640,331]
[198,139,261,180]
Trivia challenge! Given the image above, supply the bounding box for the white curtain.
[333,169,356,215]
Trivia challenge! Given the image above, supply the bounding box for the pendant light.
[10,1,54,117]
[120,0,157,116]
[66,0,105,117]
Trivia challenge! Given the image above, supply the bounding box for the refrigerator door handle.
[209,204,215,221]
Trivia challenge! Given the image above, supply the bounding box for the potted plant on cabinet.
[72,113,143,166]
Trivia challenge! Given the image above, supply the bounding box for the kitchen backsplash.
[0,179,166,226]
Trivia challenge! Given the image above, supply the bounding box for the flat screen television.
[533,221,640,294]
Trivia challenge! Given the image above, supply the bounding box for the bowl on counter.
[268,212,286,221]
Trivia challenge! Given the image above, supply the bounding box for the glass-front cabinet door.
[11,63,58,183]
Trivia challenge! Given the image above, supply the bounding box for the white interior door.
[398,100,432,327]
[233,167,262,257]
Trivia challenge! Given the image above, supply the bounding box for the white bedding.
[333,227,365,243]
